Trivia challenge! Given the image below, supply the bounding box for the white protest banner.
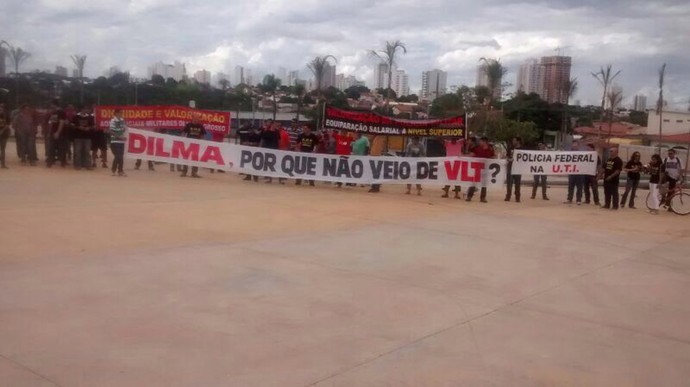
[512,150,598,176]
[126,128,506,186]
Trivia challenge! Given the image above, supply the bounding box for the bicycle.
[646,179,690,215]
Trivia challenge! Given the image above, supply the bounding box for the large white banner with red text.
[125,128,505,186]
[512,150,598,176]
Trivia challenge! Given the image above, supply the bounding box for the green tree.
[344,85,369,100]
[397,94,418,103]
[375,87,397,100]
[478,57,507,107]
[219,78,230,91]
[627,110,648,126]
[260,74,281,120]
[370,40,406,113]
[151,74,165,86]
[485,118,539,149]
[429,93,464,118]
[8,46,31,75]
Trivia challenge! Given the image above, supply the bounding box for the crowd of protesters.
[0,101,685,215]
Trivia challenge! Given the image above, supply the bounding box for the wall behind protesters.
[619,144,688,165]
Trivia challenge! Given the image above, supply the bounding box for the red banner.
[94,105,230,134]
[324,105,465,137]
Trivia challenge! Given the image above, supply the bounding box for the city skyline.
[2,0,689,109]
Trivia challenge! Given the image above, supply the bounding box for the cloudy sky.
[2,0,689,109]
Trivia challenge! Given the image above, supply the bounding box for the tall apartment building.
[233,65,253,86]
[516,58,543,96]
[541,56,571,104]
[148,61,186,82]
[277,67,287,84]
[421,69,447,100]
[55,66,68,77]
[633,95,647,111]
[286,70,300,87]
[373,62,389,90]
[320,62,336,89]
[193,69,211,85]
[391,69,409,97]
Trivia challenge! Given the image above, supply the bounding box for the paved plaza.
[1,157,689,386]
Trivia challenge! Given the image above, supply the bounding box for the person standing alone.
[180,113,207,178]
[505,136,523,202]
[109,109,127,176]
[602,147,623,210]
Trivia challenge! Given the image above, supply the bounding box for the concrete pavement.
[1,157,689,386]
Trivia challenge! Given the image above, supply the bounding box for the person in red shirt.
[465,137,495,203]
[442,137,464,198]
[278,122,291,151]
[334,130,354,187]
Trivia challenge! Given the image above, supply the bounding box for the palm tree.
[293,83,306,121]
[5,45,30,105]
[307,55,337,128]
[656,63,666,154]
[260,74,281,120]
[478,58,507,107]
[606,89,623,143]
[561,78,578,143]
[71,54,87,104]
[8,46,31,75]
[591,65,621,138]
[370,40,407,113]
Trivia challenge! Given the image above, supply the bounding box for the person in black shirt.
[71,106,94,170]
[531,143,549,200]
[505,136,523,202]
[46,99,68,168]
[602,147,623,210]
[620,151,642,209]
[260,120,283,184]
[180,114,207,178]
[295,124,319,186]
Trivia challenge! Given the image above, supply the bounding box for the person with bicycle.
[661,149,683,210]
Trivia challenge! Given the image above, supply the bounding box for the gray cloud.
[1,0,689,108]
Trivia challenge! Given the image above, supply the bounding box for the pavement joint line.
[513,302,690,346]
[302,241,655,386]
[0,353,64,387]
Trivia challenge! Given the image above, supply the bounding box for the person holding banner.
[465,137,495,203]
[505,136,523,202]
[295,124,319,186]
[530,143,549,200]
[442,138,463,199]
[108,109,127,177]
[335,130,355,188]
[180,114,207,178]
[602,147,623,210]
[260,120,284,184]
[564,142,585,205]
[405,137,425,195]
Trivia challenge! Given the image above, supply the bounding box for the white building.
[321,62,336,89]
[193,69,211,85]
[287,70,300,87]
[476,64,501,100]
[647,110,690,136]
[148,61,186,82]
[55,66,68,77]
[214,72,230,88]
[421,69,447,100]
[336,73,365,91]
[516,58,543,96]
[277,67,287,84]
[373,62,389,90]
[234,65,246,86]
[391,69,409,97]
[633,95,647,111]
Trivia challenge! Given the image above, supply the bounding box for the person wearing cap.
[180,113,207,178]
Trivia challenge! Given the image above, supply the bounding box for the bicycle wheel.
[670,192,690,215]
